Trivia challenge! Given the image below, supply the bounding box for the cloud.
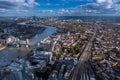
[59,9,69,13]
[60,0,120,16]
[44,3,62,6]
[62,1,120,16]
[46,3,51,6]
[96,0,106,3]
[24,0,40,8]
[96,0,113,9]
[0,0,39,9]
[0,0,40,16]
[57,0,120,16]
[38,10,54,13]
[0,8,7,13]
[0,0,120,16]
[0,1,17,9]
[57,9,71,15]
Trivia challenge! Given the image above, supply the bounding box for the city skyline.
[0,0,120,16]
[0,1,120,79]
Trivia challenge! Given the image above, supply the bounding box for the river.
[0,26,57,67]
[30,26,57,45]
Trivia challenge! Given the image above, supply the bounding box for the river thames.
[0,26,57,67]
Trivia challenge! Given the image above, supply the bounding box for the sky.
[0,0,120,16]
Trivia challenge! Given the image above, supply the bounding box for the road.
[52,35,61,52]
[71,25,97,80]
